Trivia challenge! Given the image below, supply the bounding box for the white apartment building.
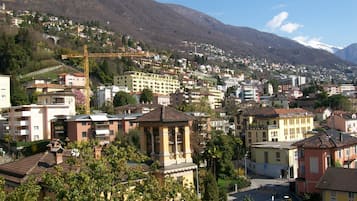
[114,71,180,95]
[8,105,72,142]
[58,73,86,87]
[236,83,260,102]
[0,75,10,110]
[37,90,76,115]
[96,85,130,107]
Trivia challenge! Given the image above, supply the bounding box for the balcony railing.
[14,111,31,117]
[247,124,279,130]
[15,129,29,136]
[15,121,28,126]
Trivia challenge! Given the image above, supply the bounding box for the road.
[228,175,300,201]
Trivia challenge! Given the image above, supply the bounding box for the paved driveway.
[228,175,300,201]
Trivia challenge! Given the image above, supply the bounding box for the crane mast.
[62,45,150,114]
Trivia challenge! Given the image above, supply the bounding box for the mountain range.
[335,44,357,64]
[2,0,353,67]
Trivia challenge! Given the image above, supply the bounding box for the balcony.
[15,129,29,136]
[14,111,31,117]
[95,129,110,135]
[15,121,28,126]
[247,124,279,130]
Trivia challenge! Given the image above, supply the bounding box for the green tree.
[139,88,153,103]
[5,177,41,201]
[203,172,219,201]
[10,78,29,106]
[113,91,137,107]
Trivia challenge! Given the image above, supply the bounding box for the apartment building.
[249,141,298,179]
[61,114,120,145]
[0,75,11,110]
[37,90,76,115]
[114,71,180,95]
[8,105,72,142]
[236,107,314,147]
[96,85,130,107]
[293,131,357,194]
[58,73,86,87]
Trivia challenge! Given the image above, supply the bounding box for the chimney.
[47,139,64,164]
[94,146,102,160]
[55,151,63,164]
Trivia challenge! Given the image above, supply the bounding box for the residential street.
[228,174,301,201]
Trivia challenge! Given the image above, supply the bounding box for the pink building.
[293,131,357,195]
[327,112,357,133]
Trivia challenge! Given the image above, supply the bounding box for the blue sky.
[156,0,357,48]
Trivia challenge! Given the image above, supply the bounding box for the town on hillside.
[0,3,357,201]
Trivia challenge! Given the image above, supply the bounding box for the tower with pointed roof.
[136,106,196,187]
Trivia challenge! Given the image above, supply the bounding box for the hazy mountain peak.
[293,36,342,53]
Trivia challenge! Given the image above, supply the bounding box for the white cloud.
[266,11,288,29]
[280,22,303,33]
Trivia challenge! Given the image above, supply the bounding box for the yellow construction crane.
[62,45,151,114]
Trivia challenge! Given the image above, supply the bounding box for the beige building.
[136,106,196,187]
[114,71,180,95]
[236,107,314,147]
[250,141,298,178]
[8,105,72,142]
[0,75,11,110]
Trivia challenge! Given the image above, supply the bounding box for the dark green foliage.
[302,83,323,97]
[10,78,29,106]
[139,88,153,103]
[204,131,243,178]
[203,172,219,201]
[315,93,352,111]
[113,91,137,107]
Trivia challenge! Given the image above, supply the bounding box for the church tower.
[136,106,196,187]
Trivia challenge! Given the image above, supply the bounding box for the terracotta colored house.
[293,131,357,195]
[51,113,142,144]
[136,106,197,187]
[327,112,357,133]
[53,114,120,145]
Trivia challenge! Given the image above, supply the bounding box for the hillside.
[2,0,351,67]
[335,43,357,64]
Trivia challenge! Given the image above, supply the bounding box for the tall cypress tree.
[203,171,219,201]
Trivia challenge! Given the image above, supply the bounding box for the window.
[309,157,319,174]
[110,130,114,135]
[338,150,342,158]
[168,127,175,153]
[276,152,281,162]
[177,127,184,152]
[326,155,332,167]
[82,132,87,138]
[346,148,350,157]
[82,122,86,126]
[330,191,336,201]
[153,127,160,154]
[299,149,304,158]
[34,126,39,130]
[348,192,354,200]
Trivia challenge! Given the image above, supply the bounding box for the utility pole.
[62,45,151,114]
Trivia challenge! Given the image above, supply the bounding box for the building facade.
[8,105,72,142]
[58,73,86,87]
[136,106,196,187]
[249,141,298,179]
[0,75,11,110]
[316,168,357,201]
[114,71,180,95]
[96,85,130,107]
[236,107,314,147]
[327,112,357,133]
[37,90,76,115]
[293,131,357,195]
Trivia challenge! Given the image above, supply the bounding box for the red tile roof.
[292,131,357,149]
[135,106,194,123]
[316,167,357,193]
[243,107,313,118]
